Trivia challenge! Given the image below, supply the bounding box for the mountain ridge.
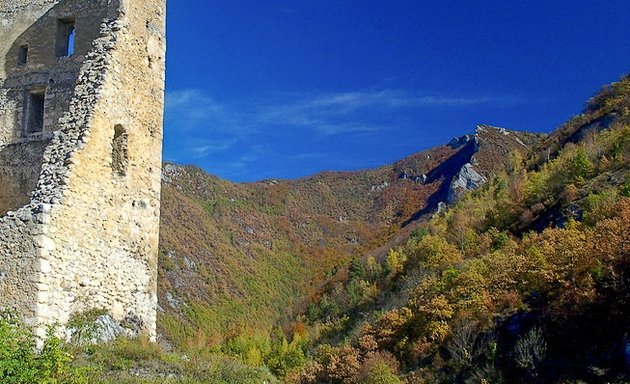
[157,123,544,347]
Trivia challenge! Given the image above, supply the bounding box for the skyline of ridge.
[163,0,630,182]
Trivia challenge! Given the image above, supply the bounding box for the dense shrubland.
[292,110,630,383]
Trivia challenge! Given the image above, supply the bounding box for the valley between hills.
[145,75,630,383]
[158,124,542,344]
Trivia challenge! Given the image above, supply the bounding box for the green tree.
[265,332,307,377]
[357,362,401,384]
[569,147,594,182]
[349,257,366,280]
[386,249,406,277]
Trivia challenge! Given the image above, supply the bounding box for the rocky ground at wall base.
[65,313,140,345]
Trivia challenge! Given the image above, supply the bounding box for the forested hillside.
[147,76,630,383]
[288,75,630,383]
[157,75,630,383]
[157,124,540,351]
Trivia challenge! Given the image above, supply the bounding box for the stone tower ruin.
[0,0,166,340]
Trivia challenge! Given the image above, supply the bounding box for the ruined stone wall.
[1,0,114,141]
[0,0,118,214]
[0,0,165,340]
[39,1,166,338]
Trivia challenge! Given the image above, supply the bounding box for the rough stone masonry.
[0,0,166,340]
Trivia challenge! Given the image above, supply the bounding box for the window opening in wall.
[24,89,45,135]
[67,25,76,56]
[18,45,28,65]
[56,19,76,57]
[112,125,129,177]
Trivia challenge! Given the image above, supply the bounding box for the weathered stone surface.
[446,163,486,203]
[445,125,545,204]
[0,0,165,341]
[66,314,136,345]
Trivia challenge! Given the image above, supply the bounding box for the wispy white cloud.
[165,90,256,136]
[165,88,523,159]
[252,90,503,135]
[274,90,497,111]
[165,90,223,129]
[190,138,238,158]
[287,152,328,160]
[200,144,276,178]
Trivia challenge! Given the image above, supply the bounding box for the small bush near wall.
[0,309,91,383]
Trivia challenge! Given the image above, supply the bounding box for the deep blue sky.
[164,0,630,182]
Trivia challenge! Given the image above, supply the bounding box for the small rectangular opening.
[25,90,45,135]
[18,45,28,65]
[112,124,129,177]
[56,19,76,57]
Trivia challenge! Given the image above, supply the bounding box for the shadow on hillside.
[401,141,477,227]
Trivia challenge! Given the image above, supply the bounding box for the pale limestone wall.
[0,0,165,340]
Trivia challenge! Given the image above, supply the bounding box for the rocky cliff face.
[446,125,546,203]
[447,163,487,203]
